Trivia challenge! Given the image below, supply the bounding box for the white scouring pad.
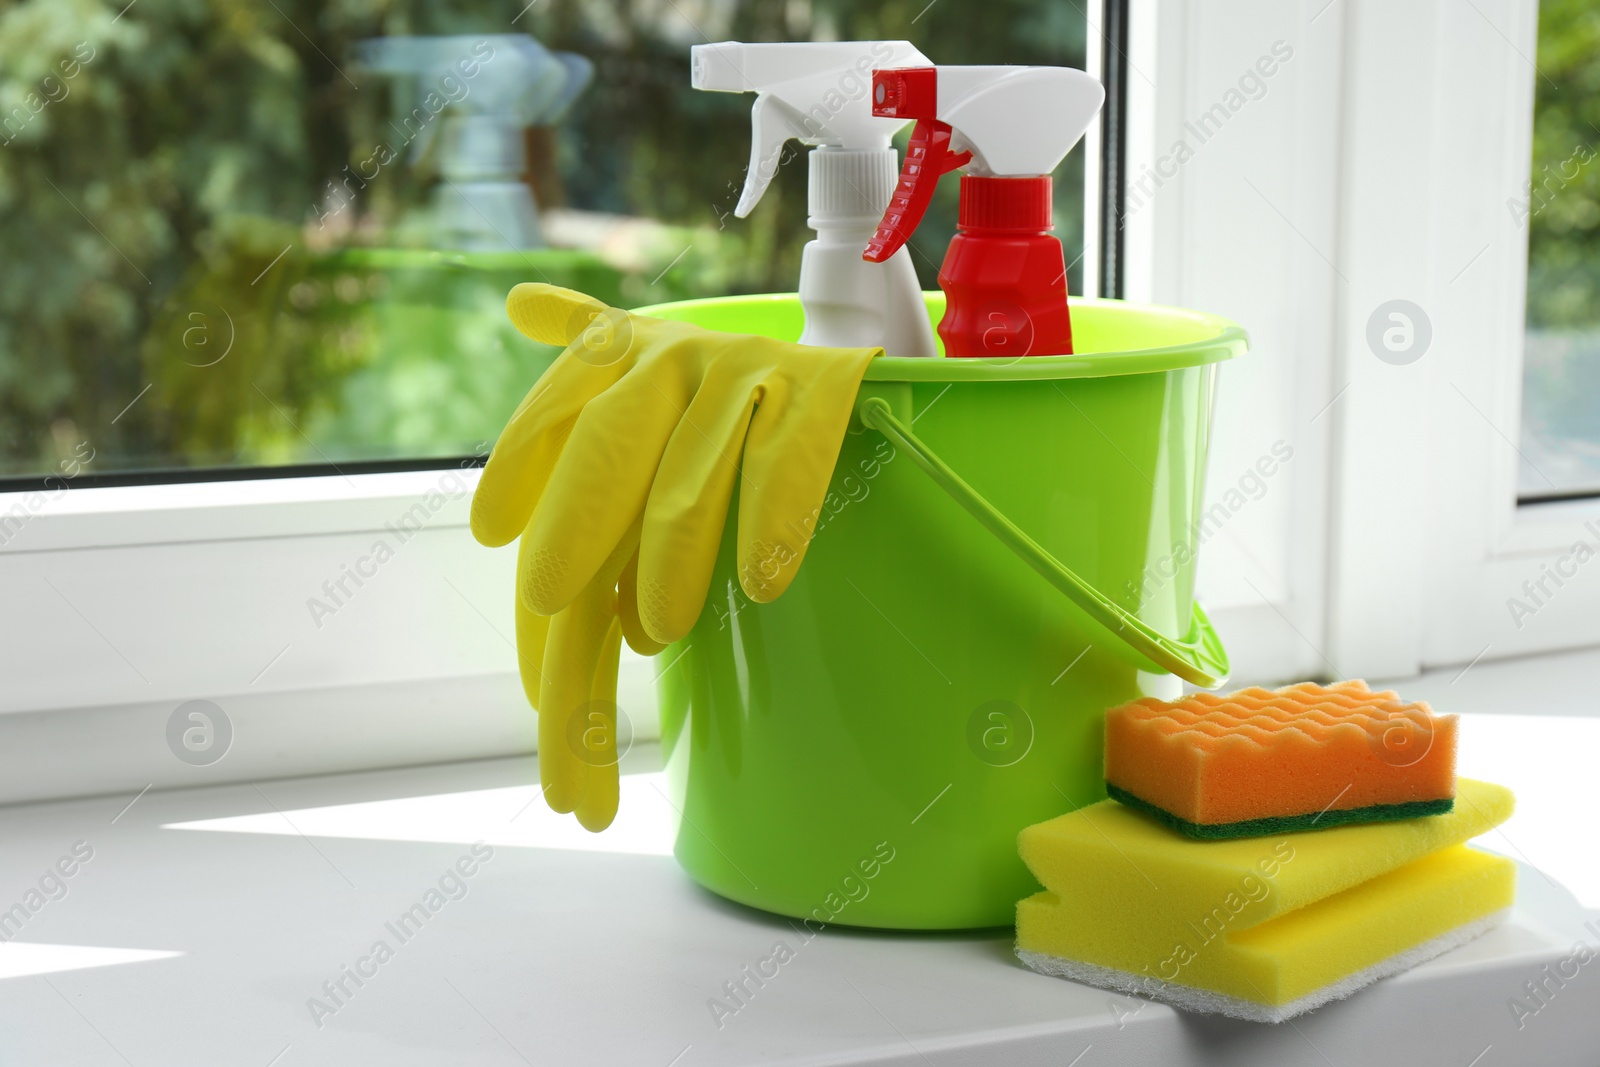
[1017,908,1509,1024]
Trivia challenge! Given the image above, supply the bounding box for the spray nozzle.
[869,66,937,119]
[861,65,1104,263]
[690,41,933,219]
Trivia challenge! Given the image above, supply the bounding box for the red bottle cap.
[958,175,1053,234]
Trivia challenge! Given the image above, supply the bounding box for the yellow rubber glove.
[473,284,879,831]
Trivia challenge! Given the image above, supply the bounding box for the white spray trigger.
[737,95,813,218]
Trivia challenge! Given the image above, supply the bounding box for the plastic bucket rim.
[630,292,1248,382]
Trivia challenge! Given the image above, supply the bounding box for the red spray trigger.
[862,69,971,263]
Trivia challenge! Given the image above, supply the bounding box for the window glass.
[0,1,1087,483]
[1520,0,1600,500]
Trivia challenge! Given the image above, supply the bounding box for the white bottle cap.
[808,146,899,225]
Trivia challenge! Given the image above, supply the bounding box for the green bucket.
[634,292,1246,930]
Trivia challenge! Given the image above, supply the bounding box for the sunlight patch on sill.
[164,771,677,857]
[0,943,182,981]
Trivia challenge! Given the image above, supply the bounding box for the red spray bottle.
[862,66,1104,357]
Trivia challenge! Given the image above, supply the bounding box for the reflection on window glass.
[1520,0,1600,500]
[0,1,1086,482]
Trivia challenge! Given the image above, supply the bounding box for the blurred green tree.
[1518,0,1600,494]
[1525,0,1600,329]
[0,0,1086,480]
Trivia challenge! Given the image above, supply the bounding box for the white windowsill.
[2,648,1597,1065]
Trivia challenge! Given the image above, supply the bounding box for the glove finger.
[736,348,877,602]
[618,548,667,656]
[471,383,565,547]
[635,366,762,644]
[533,511,641,816]
[472,288,642,548]
[514,536,551,710]
[517,372,686,615]
[506,283,626,348]
[537,580,614,814]
[574,619,623,833]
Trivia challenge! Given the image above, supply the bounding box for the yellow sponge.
[1016,778,1516,1022]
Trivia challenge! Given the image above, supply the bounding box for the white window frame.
[1318,0,1600,677]
[1358,0,1600,674]
[0,472,518,803]
[1122,0,1600,686]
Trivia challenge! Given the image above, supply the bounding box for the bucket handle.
[857,396,1230,688]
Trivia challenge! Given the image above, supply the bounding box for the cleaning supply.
[637,291,1246,928]
[471,284,878,831]
[355,34,592,250]
[1016,777,1516,1022]
[1105,680,1459,840]
[861,65,1103,357]
[691,41,939,357]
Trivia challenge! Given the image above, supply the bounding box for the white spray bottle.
[691,41,939,357]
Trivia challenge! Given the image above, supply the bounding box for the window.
[1518,0,1600,502]
[1,0,1090,488]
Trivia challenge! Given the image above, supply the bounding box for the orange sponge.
[1104,681,1457,839]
